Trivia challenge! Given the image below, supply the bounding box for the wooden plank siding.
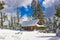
[23,26,37,31]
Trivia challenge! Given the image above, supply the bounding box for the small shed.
[21,19,46,31]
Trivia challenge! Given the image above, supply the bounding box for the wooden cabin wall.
[23,26,37,31]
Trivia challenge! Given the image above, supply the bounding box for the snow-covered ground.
[0,29,22,40]
[21,31,60,40]
[0,29,60,40]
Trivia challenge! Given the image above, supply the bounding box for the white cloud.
[43,0,60,8]
[0,0,33,22]
[0,0,32,13]
[22,14,28,21]
[21,0,32,8]
[42,0,60,17]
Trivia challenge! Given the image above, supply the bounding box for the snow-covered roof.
[21,19,39,27]
[36,24,46,27]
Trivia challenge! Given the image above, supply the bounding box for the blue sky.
[19,0,45,17]
[18,0,60,18]
[3,0,60,18]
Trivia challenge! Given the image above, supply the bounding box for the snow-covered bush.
[45,16,60,33]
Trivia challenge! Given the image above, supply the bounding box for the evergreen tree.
[0,1,5,28]
[10,16,13,29]
[45,18,53,33]
[53,16,58,32]
[55,5,60,18]
[31,0,45,25]
[45,17,58,33]
[17,10,20,26]
[16,9,21,30]
[0,1,4,10]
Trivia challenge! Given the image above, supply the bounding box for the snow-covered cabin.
[21,19,46,31]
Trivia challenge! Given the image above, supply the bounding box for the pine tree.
[0,1,5,28]
[16,9,21,30]
[53,17,58,32]
[55,5,60,18]
[0,1,4,10]
[10,16,13,29]
[31,0,45,25]
[17,10,20,25]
